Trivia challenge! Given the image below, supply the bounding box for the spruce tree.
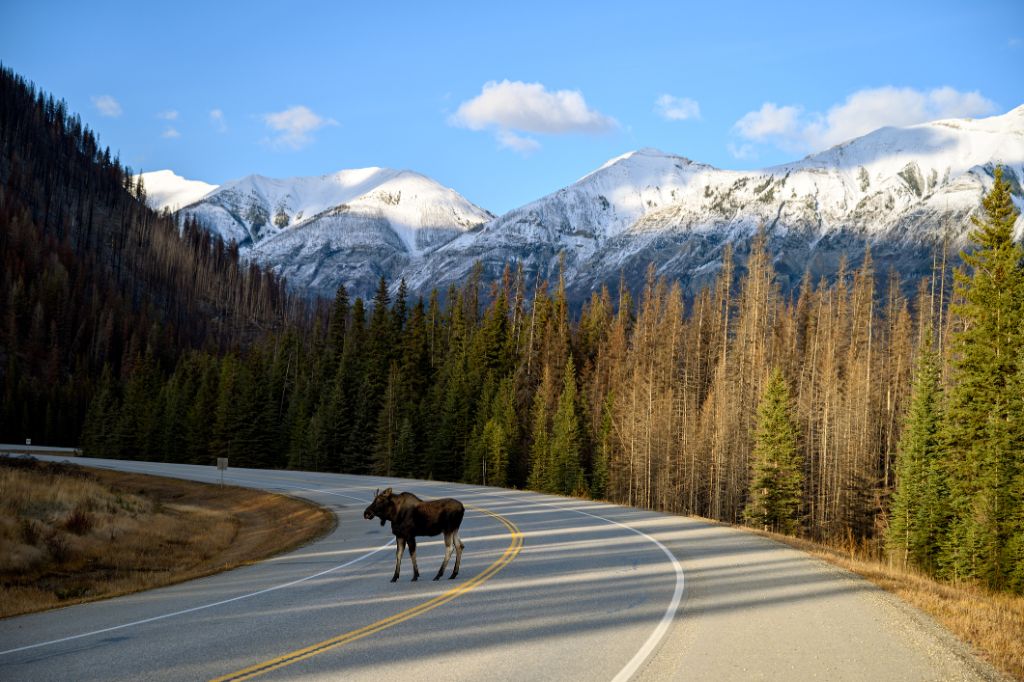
[939,167,1024,590]
[551,356,586,496]
[528,365,554,491]
[886,333,945,572]
[743,367,803,534]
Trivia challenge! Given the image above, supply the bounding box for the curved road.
[0,457,997,681]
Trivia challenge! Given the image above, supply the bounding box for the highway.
[0,457,997,681]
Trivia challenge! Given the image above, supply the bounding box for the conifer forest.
[2,66,1022,594]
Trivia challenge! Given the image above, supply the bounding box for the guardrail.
[0,444,82,457]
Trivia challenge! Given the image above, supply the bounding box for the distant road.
[0,443,81,456]
[0,457,997,681]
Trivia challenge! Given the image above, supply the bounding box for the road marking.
[0,540,394,657]
[210,505,524,682]
[438,486,685,682]
[0,471,390,658]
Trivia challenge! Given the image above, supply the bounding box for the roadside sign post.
[217,458,228,486]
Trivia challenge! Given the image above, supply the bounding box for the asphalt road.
[0,457,999,681]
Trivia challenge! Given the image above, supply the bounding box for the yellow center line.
[210,505,523,682]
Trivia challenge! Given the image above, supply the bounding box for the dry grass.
[761,530,1024,681]
[0,457,334,619]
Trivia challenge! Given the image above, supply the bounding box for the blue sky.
[3,0,1023,213]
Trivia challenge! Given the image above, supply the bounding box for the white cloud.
[210,109,227,132]
[733,103,803,148]
[450,80,616,151]
[1009,37,1022,49]
[733,86,997,154]
[161,127,181,139]
[157,110,179,120]
[655,94,700,121]
[727,142,757,161]
[92,95,122,117]
[262,105,338,150]
[496,130,541,155]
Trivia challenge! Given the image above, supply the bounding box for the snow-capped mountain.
[406,104,1024,299]
[144,167,493,298]
[142,170,217,212]
[150,105,1024,302]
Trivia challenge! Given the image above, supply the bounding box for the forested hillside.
[0,66,304,446]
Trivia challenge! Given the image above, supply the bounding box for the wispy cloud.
[496,129,541,155]
[655,94,700,121]
[92,95,122,117]
[262,105,337,150]
[1009,37,1022,49]
[733,86,997,154]
[161,127,181,139]
[727,142,757,161]
[209,108,227,133]
[450,80,616,152]
[157,110,179,121]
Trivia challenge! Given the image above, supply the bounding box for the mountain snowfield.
[142,170,218,213]
[143,167,494,297]
[145,104,1024,301]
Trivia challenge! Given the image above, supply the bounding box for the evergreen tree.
[590,393,613,499]
[527,365,554,491]
[550,355,586,496]
[886,333,945,571]
[81,364,120,457]
[939,167,1024,590]
[743,367,803,534]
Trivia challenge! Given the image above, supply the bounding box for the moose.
[363,488,466,582]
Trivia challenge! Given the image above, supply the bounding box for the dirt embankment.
[0,457,335,618]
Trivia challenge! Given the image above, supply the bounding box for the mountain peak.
[141,170,217,212]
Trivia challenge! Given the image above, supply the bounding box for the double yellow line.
[211,505,523,681]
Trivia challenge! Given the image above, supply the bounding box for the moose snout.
[363,510,375,520]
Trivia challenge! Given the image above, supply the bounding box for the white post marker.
[217,457,228,486]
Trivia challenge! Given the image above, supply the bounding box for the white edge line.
[0,473,393,657]
[438,486,685,682]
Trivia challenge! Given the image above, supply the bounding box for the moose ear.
[374,488,380,496]
[382,487,393,496]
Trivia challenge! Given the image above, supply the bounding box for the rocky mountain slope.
[148,105,1024,302]
[405,105,1024,299]
[143,167,493,298]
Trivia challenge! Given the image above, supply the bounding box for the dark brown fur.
[363,487,466,582]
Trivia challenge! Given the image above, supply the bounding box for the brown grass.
[761,530,1024,681]
[0,457,335,619]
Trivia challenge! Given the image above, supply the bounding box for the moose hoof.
[449,573,459,580]
[390,576,398,583]
[411,576,419,582]
[433,574,442,581]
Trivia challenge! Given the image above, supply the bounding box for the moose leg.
[450,530,464,579]
[408,537,420,581]
[391,537,405,583]
[434,531,454,581]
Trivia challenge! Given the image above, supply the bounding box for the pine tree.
[743,367,803,534]
[886,333,944,572]
[528,365,554,491]
[551,355,586,496]
[590,394,613,499]
[939,167,1024,590]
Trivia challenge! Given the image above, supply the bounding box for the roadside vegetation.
[764,531,1024,681]
[0,457,334,618]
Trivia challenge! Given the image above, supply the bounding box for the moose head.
[363,487,394,527]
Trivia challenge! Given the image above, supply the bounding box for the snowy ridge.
[141,170,217,213]
[405,104,1024,296]
[152,105,1024,301]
